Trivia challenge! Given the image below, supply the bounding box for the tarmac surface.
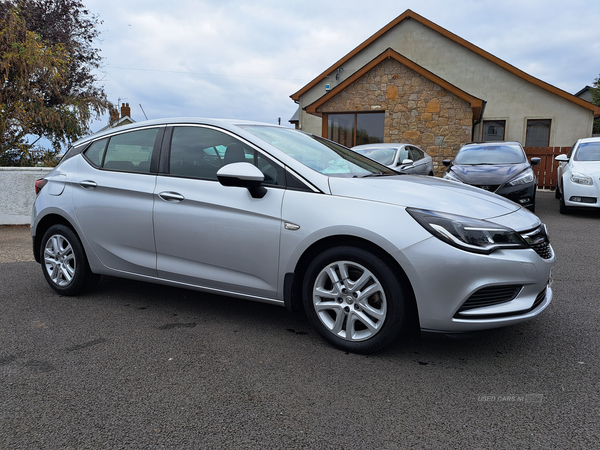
[1,191,599,448]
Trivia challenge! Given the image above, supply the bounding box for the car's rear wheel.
[40,224,99,295]
[302,246,410,354]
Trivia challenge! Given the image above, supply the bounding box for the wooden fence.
[524,146,570,189]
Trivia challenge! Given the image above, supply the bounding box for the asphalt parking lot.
[1,191,599,449]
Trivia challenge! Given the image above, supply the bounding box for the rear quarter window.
[83,139,108,167]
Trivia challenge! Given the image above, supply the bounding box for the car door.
[153,125,285,299]
[71,127,163,276]
[396,146,417,174]
[408,146,428,175]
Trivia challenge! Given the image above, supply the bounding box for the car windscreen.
[454,144,526,165]
[239,126,396,177]
[354,148,396,166]
[574,142,600,161]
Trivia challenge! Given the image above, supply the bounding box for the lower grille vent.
[458,285,522,313]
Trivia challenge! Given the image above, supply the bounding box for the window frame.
[323,112,385,147]
[482,119,506,142]
[82,125,165,174]
[159,124,316,192]
[525,118,552,147]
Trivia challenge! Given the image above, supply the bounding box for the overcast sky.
[85,0,600,133]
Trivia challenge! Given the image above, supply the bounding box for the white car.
[555,137,600,214]
[351,143,434,175]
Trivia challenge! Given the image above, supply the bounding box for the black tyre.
[554,184,561,199]
[559,194,571,215]
[302,246,410,354]
[40,224,100,295]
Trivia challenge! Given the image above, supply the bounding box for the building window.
[525,119,551,147]
[327,113,384,147]
[482,120,505,141]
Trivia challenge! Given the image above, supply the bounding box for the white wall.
[0,167,52,225]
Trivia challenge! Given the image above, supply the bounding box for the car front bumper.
[563,179,600,208]
[394,233,555,333]
[496,183,537,209]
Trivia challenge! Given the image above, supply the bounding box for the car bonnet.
[450,163,529,185]
[328,175,539,227]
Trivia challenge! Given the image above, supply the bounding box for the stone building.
[290,10,600,174]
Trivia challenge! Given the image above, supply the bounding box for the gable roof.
[305,48,485,120]
[97,115,136,133]
[291,9,600,117]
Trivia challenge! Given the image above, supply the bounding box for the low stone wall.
[0,167,52,225]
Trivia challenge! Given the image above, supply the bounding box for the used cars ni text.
[32,119,555,353]
[351,143,434,175]
[555,137,600,214]
[442,142,540,212]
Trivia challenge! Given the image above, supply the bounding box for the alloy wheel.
[312,260,387,341]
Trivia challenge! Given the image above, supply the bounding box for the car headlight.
[570,172,593,185]
[507,168,535,186]
[443,171,462,183]
[406,208,529,254]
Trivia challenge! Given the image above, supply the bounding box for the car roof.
[577,137,600,144]
[352,143,410,149]
[72,117,279,147]
[462,141,522,147]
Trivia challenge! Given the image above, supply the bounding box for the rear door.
[72,127,163,276]
[153,125,285,299]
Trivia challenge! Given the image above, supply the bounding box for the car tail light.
[35,178,48,194]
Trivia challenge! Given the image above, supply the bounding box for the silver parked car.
[32,119,555,353]
[351,143,434,175]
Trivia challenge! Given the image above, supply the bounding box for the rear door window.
[102,128,159,173]
[409,146,424,161]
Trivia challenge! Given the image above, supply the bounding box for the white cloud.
[85,0,600,132]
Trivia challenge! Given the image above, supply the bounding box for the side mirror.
[217,162,267,199]
[530,157,541,166]
[555,154,568,162]
[398,158,413,169]
[442,159,452,167]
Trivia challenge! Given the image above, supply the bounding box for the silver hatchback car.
[32,118,555,353]
[351,143,434,175]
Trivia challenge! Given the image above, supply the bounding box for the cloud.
[85,0,600,133]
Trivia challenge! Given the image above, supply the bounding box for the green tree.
[591,74,600,135]
[0,1,110,166]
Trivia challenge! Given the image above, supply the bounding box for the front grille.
[475,184,500,192]
[520,225,553,260]
[457,285,523,313]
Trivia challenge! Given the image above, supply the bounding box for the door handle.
[158,191,185,202]
[79,180,98,189]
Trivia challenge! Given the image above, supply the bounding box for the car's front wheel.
[559,193,572,214]
[302,246,410,354]
[40,224,99,295]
